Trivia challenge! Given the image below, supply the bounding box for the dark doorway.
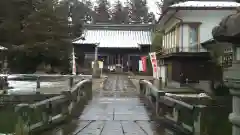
[129,56,140,72]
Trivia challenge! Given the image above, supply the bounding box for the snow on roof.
[170,1,240,8]
[0,46,7,50]
[73,29,152,48]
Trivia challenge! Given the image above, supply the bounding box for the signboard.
[149,52,158,79]
[222,47,233,68]
[98,61,103,69]
[222,53,233,68]
[91,61,103,69]
[91,61,94,68]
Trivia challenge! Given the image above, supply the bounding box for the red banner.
[141,56,147,72]
[149,52,158,78]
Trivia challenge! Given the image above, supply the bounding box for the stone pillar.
[193,106,204,135]
[224,61,240,135]
[173,108,179,122]
[224,45,240,135]
[139,79,144,94]
[159,77,163,90]
[69,76,73,88]
[93,46,100,78]
[36,77,40,89]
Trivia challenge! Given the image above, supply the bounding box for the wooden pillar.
[112,55,114,65]
[107,55,109,65]
[93,46,100,78]
[118,54,120,64]
[128,55,130,72]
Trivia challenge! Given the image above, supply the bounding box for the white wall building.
[157,1,240,86]
[159,1,240,53]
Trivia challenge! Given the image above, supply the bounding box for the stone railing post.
[192,106,203,135]
[84,80,92,100]
[186,78,189,84]
[165,77,168,87]
[149,79,154,84]
[61,100,71,119]
[15,104,31,135]
[3,76,8,89]
[139,79,144,94]
[42,104,50,124]
[0,77,4,90]
[69,76,73,89]
[36,77,40,89]
[61,91,72,116]
[224,60,240,135]
[159,77,163,90]
[172,108,179,122]
[155,93,161,117]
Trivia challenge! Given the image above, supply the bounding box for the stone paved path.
[41,75,166,135]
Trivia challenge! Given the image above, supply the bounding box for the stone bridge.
[39,75,163,135]
[12,74,230,135]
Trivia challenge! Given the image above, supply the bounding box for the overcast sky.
[91,0,161,18]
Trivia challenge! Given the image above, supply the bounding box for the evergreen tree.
[127,0,149,23]
[0,0,34,49]
[111,0,128,24]
[94,0,111,23]
[21,0,71,69]
[151,32,162,59]
[58,0,93,38]
[0,0,73,73]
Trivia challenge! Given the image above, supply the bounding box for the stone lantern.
[212,10,240,135]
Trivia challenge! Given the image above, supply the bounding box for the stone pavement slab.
[40,75,165,135]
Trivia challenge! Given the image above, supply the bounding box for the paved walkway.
[41,75,165,135]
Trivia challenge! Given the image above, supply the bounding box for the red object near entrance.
[141,56,147,72]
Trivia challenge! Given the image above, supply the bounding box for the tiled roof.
[170,1,240,8]
[73,29,152,48]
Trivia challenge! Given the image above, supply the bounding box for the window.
[189,25,199,50]
[164,35,166,48]
[170,32,172,48]
[164,28,177,52]
[163,36,165,48]
[167,34,169,49]
[236,47,240,61]
[173,30,175,46]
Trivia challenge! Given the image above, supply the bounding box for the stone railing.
[139,79,231,135]
[7,74,91,82]
[139,79,165,105]
[14,78,92,135]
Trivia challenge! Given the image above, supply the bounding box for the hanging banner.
[72,47,76,75]
[141,56,147,72]
[139,60,143,71]
[149,52,158,79]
